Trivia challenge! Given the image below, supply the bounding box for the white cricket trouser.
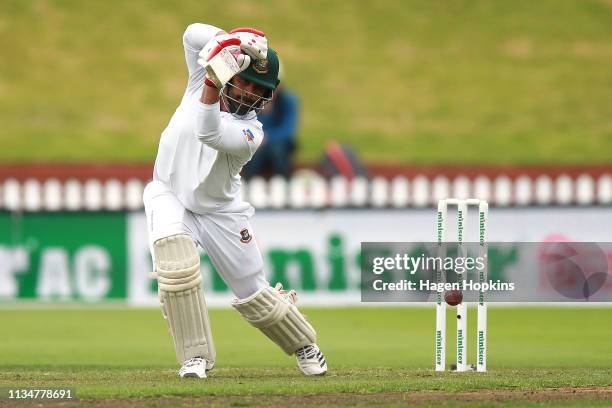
[143,180,268,298]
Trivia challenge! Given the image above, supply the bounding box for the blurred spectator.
[242,62,299,179]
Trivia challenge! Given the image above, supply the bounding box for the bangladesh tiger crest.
[253,58,269,74]
[240,228,252,243]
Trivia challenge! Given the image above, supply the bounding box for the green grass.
[1,0,612,164]
[0,307,611,406]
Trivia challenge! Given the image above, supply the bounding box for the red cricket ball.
[444,290,463,306]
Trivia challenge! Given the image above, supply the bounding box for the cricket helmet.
[238,47,281,91]
[222,47,281,117]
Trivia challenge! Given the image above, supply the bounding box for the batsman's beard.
[227,95,257,116]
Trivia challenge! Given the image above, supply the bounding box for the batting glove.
[229,27,268,60]
[197,34,251,89]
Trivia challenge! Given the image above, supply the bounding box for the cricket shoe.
[296,344,327,376]
[179,357,209,378]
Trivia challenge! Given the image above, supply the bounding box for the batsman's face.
[232,76,267,99]
[226,76,268,116]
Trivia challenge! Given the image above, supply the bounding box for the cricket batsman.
[142,23,327,378]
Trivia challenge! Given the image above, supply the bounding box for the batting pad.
[232,285,316,355]
[154,233,215,365]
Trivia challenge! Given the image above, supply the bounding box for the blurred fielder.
[143,23,327,378]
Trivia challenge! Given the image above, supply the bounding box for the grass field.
[1,0,612,164]
[1,307,611,406]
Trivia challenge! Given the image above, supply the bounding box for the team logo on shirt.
[240,228,252,243]
[243,129,255,142]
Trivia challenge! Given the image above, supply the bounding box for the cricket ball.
[444,290,463,306]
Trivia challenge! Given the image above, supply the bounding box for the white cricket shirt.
[152,23,264,214]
